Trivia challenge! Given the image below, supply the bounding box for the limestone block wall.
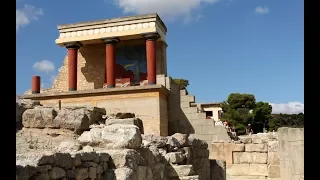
[210,133,280,180]
[278,128,304,180]
[35,89,168,136]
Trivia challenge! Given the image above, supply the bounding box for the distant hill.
[268,113,304,131]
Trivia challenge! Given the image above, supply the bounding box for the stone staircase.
[179,89,230,144]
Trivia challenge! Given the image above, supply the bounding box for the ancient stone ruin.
[16,97,211,180]
[17,13,304,180]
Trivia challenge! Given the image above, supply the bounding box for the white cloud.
[50,75,56,83]
[254,6,269,15]
[269,102,304,114]
[33,60,55,73]
[113,0,219,22]
[16,5,44,32]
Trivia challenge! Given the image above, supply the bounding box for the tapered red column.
[143,33,160,85]
[31,76,40,94]
[103,38,120,88]
[66,43,81,91]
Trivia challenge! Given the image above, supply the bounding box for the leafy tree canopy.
[227,93,256,110]
[173,78,189,90]
[220,92,303,134]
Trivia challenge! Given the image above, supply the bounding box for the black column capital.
[142,33,160,41]
[64,42,82,49]
[102,37,120,45]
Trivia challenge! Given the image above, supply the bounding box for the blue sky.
[16,0,304,114]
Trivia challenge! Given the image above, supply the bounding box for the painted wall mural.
[115,44,147,86]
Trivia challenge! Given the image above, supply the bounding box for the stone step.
[182,107,198,114]
[180,89,188,96]
[180,95,195,103]
[190,102,197,107]
[167,165,195,177]
[185,112,206,120]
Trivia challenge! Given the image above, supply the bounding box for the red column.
[31,76,40,94]
[143,33,160,85]
[66,43,81,91]
[103,38,120,88]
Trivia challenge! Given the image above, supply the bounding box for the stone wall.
[16,99,211,180]
[210,133,280,180]
[23,86,169,136]
[166,82,230,144]
[17,134,210,180]
[278,128,304,180]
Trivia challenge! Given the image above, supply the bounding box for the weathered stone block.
[210,143,225,160]
[226,164,249,176]
[268,165,280,178]
[142,134,167,148]
[106,118,144,134]
[227,164,267,176]
[251,136,263,144]
[233,144,245,152]
[249,164,268,176]
[267,141,279,152]
[113,168,138,180]
[233,152,267,164]
[49,167,66,179]
[78,124,142,149]
[172,133,188,147]
[22,108,57,128]
[267,152,280,165]
[167,165,195,177]
[165,152,185,164]
[245,144,267,152]
[238,136,252,144]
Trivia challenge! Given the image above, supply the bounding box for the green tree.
[173,78,189,90]
[221,93,256,135]
[252,101,272,131]
[227,93,256,109]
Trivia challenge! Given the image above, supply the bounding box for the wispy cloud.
[112,0,220,23]
[16,5,43,32]
[33,60,55,74]
[254,6,269,15]
[269,102,304,114]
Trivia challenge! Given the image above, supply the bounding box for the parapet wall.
[209,129,304,180]
[278,127,304,180]
[210,133,280,180]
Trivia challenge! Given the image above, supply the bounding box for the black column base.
[32,91,40,94]
[68,88,77,91]
[107,84,115,88]
[148,81,156,85]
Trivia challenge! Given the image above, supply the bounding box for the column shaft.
[144,33,160,85]
[103,38,120,88]
[31,76,40,94]
[67,46,79,91]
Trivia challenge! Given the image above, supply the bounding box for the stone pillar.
[66,42,81,91]
[31,76,40,94]
[103,38,120,88]
[143,33,160,85]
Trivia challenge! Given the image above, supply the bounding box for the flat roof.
[57,13,167,33]
[194,102,222,106]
